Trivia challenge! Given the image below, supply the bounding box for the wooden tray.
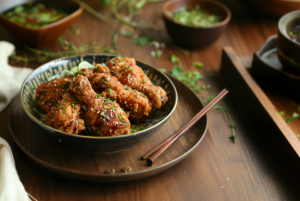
[7,75,207,182]
[220,47,300,157]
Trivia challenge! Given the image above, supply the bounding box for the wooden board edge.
[220,46,300,158]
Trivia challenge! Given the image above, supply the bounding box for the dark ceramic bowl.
[277,10,300,76]
[20,54,178,153]
[162,0,231,48]
[252,35,300,102]
[0,0,83,48]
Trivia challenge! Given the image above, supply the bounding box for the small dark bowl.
[252,34,300,103]
[277,10,300,76]
[0,0,83,48]
[162,0,231,48]
[20,54,178,153]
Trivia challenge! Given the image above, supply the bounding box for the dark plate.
[9,75,207,182]
[20,54,178,152]
[251,35,300,102]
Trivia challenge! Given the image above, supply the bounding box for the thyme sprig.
[10,37,118,64]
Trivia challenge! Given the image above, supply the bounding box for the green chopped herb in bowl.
[167,5,222,27]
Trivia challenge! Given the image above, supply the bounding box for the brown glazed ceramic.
[251,35,300,103]
[162,0,231,48]
[0,0,83,48]
[244,0,300,17]
[277,10,300,76]
[9,76,207,182]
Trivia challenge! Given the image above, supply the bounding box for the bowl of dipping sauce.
[162,0,231,48]
[0,0,83,48]
[277,10,300,76]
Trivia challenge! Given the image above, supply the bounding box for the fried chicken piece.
[76,68,94,79]
[92,64,111,75]
[35,78,68,112]
[45,93,85,134]
[91,73,152,120]
[63,74,74,82]
[69,75,131,136]
[106,57,168,109]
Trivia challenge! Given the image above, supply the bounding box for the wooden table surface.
[1,1,300,200]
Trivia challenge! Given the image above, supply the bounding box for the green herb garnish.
[97,94,102,98]
[50,115,54,119]
[63,110,67,114]
[97,130,101,135]
[69,94,79,102]
[133,36,150,45]
[285,112,299,124]
[171,55,179,63]
[101,112,109,119]
[103,98,110,105]
[60,105,64,108]
[42,90,47,95]
[193,61,204,68]
[124,66,134,73]
[71,101,75,107]
[117,114,125,123]
[77,71,84,75]
[109,88,112,95]
[279,111,285,116]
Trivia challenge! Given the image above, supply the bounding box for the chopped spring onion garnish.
[50,115,54,119]
[141,94,147,98]
[124,100,127,104]
[77,71,84,75]
[97,66,101,73]
[101,112,109,119]
[109,88,112,95]
[69,94,79,102]
[117,114,125,123]
[71,101,75,107]
[60,105,64,108]
[111,70,118,75]
[126,111,131,113]
[63,110,67,114]
[97,94,102,98]
[97,130,101,135]
[103,98,110,105]
[123,86,129,90]
[137,94,140,98]
[54,102,57,106]
[124,66,134,73]
[42,90,47,95]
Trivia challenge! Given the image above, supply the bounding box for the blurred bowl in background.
[243,0,300,17]
[0,0,83,48]
[162,0,231,48]
[277,10,300,76]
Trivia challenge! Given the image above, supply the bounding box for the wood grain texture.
[1,0,300,200]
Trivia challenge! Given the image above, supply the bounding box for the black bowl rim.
[0,0,83,31]
[20,54,178,140]
[162,0,231,29]
[278,9,300,46]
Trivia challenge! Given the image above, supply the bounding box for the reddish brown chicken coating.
[92,64,111,75]
[106,57,168,109]
[35,78,68,112]
[69,75,131,136]
[63,74,74,82]
[76,68,93,79]
[91,73,152,120]
[45,93,85,134]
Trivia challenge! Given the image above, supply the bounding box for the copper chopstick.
[143,89,229,166]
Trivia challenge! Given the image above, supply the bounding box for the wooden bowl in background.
[0,0,83,48]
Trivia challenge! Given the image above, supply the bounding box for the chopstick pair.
[142,89,229,166]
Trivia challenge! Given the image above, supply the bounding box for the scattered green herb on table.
[193,61,204,68]
[279,111,285,117]
[285,112,299,124]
